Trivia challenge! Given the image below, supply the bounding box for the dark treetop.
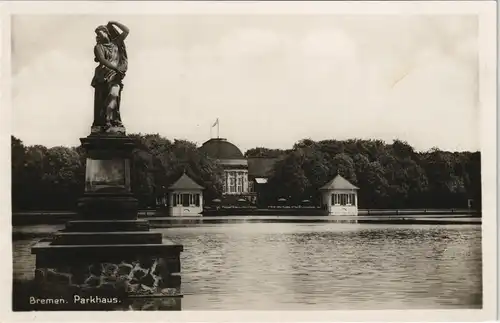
[11,135,481,211]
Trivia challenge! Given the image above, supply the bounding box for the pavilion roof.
[320,174,359,190]
[169,173,204,190]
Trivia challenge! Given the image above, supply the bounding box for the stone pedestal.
[78,135,137,219]
[30,133,183,311]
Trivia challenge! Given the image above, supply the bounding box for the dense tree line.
[128,134,223,208]
[12,136,85,210]
[11,134,222,210]
[256,139,481,209]
[244,147,288,158]
[11,135,481,211]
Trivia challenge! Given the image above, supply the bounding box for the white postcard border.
[0,1,496,322]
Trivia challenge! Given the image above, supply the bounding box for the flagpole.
[217,118,220,139]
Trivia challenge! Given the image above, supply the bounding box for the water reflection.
[166,223,481,310]
[13,223,481,310]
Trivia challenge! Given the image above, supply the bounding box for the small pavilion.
[319,174,359,216]
[168,173,204,217]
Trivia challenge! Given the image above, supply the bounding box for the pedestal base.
[25,133,184,311]
[32,240,182,292]
[77,194,139,220]
[65,219,150,232]
[30,238,183,310]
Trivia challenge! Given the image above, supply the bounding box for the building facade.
[199,138,250,197]
[199,138,280,205]
[320,174,359,216]
[168,173,204,216]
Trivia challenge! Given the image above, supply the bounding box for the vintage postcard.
[0,1,497,322]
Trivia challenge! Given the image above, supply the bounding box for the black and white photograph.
[1,1,497,321]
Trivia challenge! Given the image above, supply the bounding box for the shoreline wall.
[12,208,481,226]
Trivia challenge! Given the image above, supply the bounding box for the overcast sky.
[11,14,479,152]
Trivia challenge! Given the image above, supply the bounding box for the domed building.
[199,138,252,199]
[199,137,281,206]
[199,138,246,162]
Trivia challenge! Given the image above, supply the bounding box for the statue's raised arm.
[91,21,129,135]
[107,21,130,42]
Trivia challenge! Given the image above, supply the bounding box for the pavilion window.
[182,194,190,207]
[195,194,200,207]
[332,194,340,205]
[328,192,357,207]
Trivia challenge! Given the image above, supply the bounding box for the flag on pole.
[211,118,220,138]
[212,118,219,127]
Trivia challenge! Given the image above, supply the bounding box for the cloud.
[215,28,285,57]
[301,28,357,59]
[12,49,93,146]
[11,15,479,152]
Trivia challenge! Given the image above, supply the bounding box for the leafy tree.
[11,136,26,210]
[264,138,480,209]
[11,134,482,211]
[317,139,345,157]
[328,153,357,184]
[244,147,286,158]
[300,147,329,203]
[268,150,310,203]
[42,147,84,209]
[129,134,223,207]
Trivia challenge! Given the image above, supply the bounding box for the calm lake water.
[13,223,482,310]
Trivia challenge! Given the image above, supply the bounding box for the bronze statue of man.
[91,21,129,133]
